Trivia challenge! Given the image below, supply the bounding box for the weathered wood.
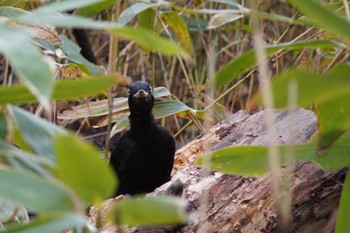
[92,108,346,233]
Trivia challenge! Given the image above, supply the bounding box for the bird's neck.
[129,112,156,131]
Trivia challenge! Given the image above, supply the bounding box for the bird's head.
[128,81,154,115]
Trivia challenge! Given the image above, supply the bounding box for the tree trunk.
[93,108,346,233]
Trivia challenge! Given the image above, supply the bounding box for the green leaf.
[267,64,350,108]
[3,213,87,233]
[196,130,350,176]
[266,64,350,149]
[107,27,189,58]
[118,2,155,26]
[0,168,75,213]
[0,0,23,7]
[75,0,115,17]
[196,146,270,176]
[33,0,105,13]
[314,130,350,170]
[0,112,7,139]
[0,76,116,105]
[0,6,26,17]
[316,95,350,150]
[0,139,51,177]
[214,39,337,86]
[54,134,116,202]
[335,170,350,233]
[154,99,205,120]
[195,143,315,176]
[17,12,117,29]
[160,12,194,55]
[207,12,243,29]
[209,0,243,7]
[290,0,350,45]
[59,35,104,75]
[138,8,155,30]
[51,76,115,102]
[112,196,187,227]
[0,24,54,108]
[9,106,66,164]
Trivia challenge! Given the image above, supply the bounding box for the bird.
[109,81,176,196]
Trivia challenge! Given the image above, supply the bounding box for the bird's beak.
[133,89,149,99]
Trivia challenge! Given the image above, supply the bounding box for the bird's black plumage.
[109,81,175,196]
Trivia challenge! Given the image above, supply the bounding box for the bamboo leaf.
[335,170,350,233]
[290,0,350,45]
[75,0,115,17]
[112,196,187,227]
[160,12,195,55]
[0,169,75,213]
[2,213,87,233]
[59,35,104,75]
[9,106,66,164]
[0,24,54,108]
[55,135,117,202]
[214,39,337,87]
[107,27,189,58]
[118,2,155,26]
[0,76,116,105]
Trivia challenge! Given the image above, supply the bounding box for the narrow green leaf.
[269,69,350,108]
[214,39,337,86]
[335,170,350,233]
[118,2,154,26]
[209,0,243,7]
[0,139,51,177]
[55,134,117,202]
[266,64,350,149]
[196,130,350,176]
[290,0,350,45]
[0,24,54,108]
[0,168,75,213]
[3,213,87,233]
[316,95,350,150]
[138,8,155,30]
[75,0,115,17]
[196,144,316,176]
[9,106,66,163]
[59,35,104,75]
[0,76,116,105]
[0,112,7,139]
[154,100,205,120]
[33,0,104,13]
[17,12,118,29]
[107,27,189,58]
[196,146,270,176]
[0,6,27,17]
[0,0,23,7]
[112,196,187,227]
[160,12,194,55]
[315,129,350,170]
[207,13,243,29]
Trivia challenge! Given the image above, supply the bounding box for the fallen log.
[92,108,346,233]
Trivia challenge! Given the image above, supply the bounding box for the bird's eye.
[128,90,131,95]
[149,87,153,93]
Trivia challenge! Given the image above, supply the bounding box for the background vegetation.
[0,0,349,232]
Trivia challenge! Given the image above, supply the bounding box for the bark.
[92,108,346,233]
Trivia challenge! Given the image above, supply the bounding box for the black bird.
[109,81,176,196]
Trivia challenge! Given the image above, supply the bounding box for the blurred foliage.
[0,0,349,232]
